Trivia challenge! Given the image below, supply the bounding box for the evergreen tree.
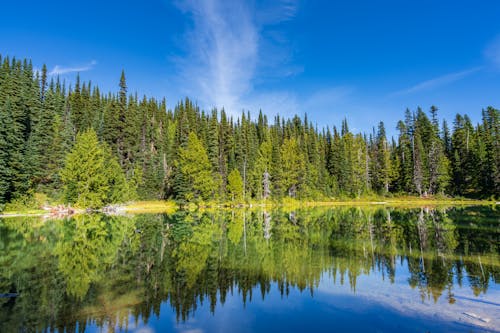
[176,132,216,202]
[251,139,272,199]
[227,169,244,202]
[352,133,369,197]
[0,99,15,204]
[372,122,392,193]
[395,120,413,193]
[60,129,126,208]
[280,138,305,197]
[413,131,425,196]
[480,107,500,196]
[451,114,476,196]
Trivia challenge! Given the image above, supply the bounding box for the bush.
[4,191,49,212]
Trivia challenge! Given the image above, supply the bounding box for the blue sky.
[1,0,500,136]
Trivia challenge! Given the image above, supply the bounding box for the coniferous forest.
[0,56,498,209]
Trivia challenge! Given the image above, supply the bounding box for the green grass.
[122,200,178,214]
[0,209,46,217]
[121,195,495,214]
[1,195,494,217]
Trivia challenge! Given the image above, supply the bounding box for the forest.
[0,55,498,209]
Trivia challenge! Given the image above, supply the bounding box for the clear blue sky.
[1,0,500,136]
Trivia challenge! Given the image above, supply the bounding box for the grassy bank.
[0,196,495,217]
[124,196,495,213]
[0,209,47,217]
[122,200,178,214]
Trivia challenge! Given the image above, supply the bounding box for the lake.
[0,206,499,332]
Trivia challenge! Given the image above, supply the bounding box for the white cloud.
[173,0,257,115]
[48,60,97,76]
[390,67,481,96]
[172,0,299,117]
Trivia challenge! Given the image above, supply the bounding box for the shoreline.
[0,197,496,218]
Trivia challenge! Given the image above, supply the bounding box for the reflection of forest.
[0,207,498,332]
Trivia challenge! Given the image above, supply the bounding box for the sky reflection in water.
[1,206,498,333]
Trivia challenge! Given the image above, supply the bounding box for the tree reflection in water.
[0,206,498,332]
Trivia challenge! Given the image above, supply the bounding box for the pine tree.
[352,133,369,197]
[176,132,216,202]
[61,129,108,207]
[103,143,130,203]
[372,122,392,193]
[426,106,449,194]
[413,131,425,196]
[60,129,126,208]
[262,170,271,200]
[227,169,244,202]
[117,70,127,165]
[395,120,413,193]
[207,109,222,199]
[480,107,499,196]
[442,119,451,157]
[0,99,15,204]
[0,97,27,201]
[69,74,86,132]
[280,138,305,197]
[451,114,476,195]
[250,139,272,199]
[25,74,55,189]
[270,120,283,197]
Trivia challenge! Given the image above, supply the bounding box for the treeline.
[0,55,498,207]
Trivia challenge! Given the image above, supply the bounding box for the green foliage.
[176,132,216,202]
[227,168,244,202]
[280,138,305,197]
[60,129,128,208]
[0,54,498,206]
[3,191,48,212]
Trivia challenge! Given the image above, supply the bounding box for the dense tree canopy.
[0,54,498,208]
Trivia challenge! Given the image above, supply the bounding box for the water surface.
[0,206,499,332]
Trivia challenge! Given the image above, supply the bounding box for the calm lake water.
[0,206,499,332]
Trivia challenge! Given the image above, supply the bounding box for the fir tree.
[176,132,216,202]
[60,129,126,208]
[227,169,244,202]
[280,138,305,197]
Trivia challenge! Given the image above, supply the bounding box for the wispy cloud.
[48,60,97,76]
[390,67,482,97]
[241,91,300,118]
[172,0,299,115]
[238,86,353,129]
[303,86,353,111]
[256,0,299,25]
[299,86,356,129]
[485,36,500,69]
